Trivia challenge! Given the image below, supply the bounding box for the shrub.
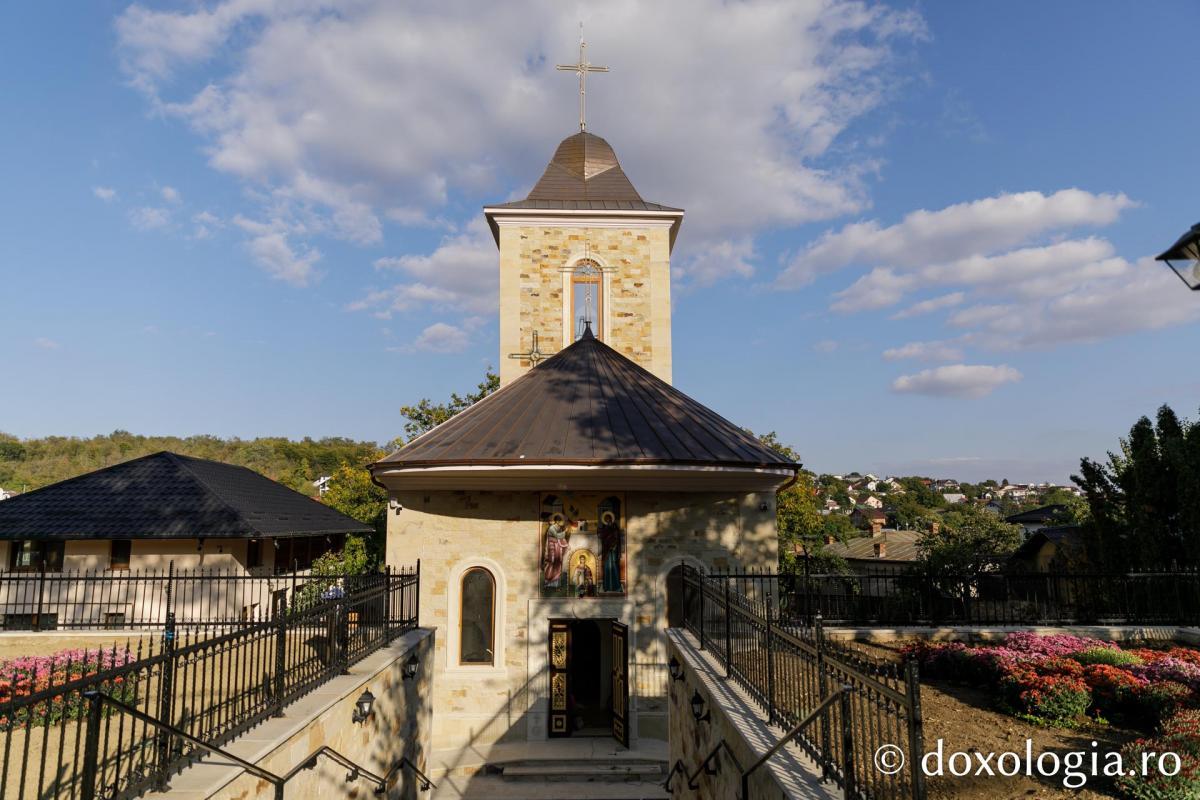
[1003,631,1115,658]
[1073,646,1144,667]
[1132,659,1200,693]
[1000,666,1092,723]
[1117,710,1200,800]
[1084,664,1148,717]
[1129,681,1196,728]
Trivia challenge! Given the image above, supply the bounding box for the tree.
[1073,404,1200,570]
[322,460,389,566]
[396,370,499,444]
[918,505,1022,574]
[755,433,847,574]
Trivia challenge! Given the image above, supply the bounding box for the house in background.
[1007,526,1086,571]
[312,475,333,496]
[0,451,370,574]
[0,488,17,502]
[1005,504,1067,538]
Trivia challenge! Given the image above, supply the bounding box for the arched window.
[459,567,495,665]
[570,260,603,340]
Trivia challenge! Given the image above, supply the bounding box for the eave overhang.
[371,463,796,493]
[483,206,685,252]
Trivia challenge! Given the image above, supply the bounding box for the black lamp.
[690,690,710,724]
[352,689,375,723]
[668,656,684,683]
[1156,222,1200,290]
[402,653,419,681]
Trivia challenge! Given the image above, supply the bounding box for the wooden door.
[610,620,630,747]
[548,620,571,737]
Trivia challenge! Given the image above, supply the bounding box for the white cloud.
[93,186,117,202]
[129,206,171,230]
[779,189,1134,288]
[831,267,914,311]
[812,339,839,354]
[882,340,964,362]
[353,219,497,316]
[403,322,472,354]
[33,337,61,350]
[116,0,926,299]
[890,291,963,319]
[192,210,222,239]
[233,215,321,286]
[892,364,1021,398]
[161,185,182,204]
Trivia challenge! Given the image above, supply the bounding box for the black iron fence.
[0,565,360,632]
[681,566,924,800]
[728,563,1200,626]
[0,564,419,800]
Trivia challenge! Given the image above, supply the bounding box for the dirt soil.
[858,641,1137,800]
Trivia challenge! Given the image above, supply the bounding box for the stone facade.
[385,489,777,750]
[497,222,673,386]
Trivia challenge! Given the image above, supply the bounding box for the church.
[369,51,799,755]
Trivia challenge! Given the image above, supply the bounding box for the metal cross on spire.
[556,23,609,132]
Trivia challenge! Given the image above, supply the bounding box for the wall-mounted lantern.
[668,656,684,683]
[1156,222,1200,290]
[690,690,711,724]
[402,653,420,681]
[352,689,375,724]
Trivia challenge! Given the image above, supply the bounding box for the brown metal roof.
[372,328,797,472]
[484,131,683,247]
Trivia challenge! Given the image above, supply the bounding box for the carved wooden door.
[611,620,630,747]
[548,620,571,737]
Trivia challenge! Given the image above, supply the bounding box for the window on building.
[247,539,263,570]
[9,540,65,572]
[570,260,603,340]
[109,540,132,571]
[459,567,495,665]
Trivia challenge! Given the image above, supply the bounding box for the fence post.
[815,614,831,780]
[904,657,926,800]
[803,554,812,627]
[33,560,46,632]
[723,580,733,679]
[698,572,706,651]
[765,590,776,725]
[81,691,103,800]
[273,592,288,716]
[839,686,856,798]
[336,597,350,674]
[155,610,177,789]
[415,558,421,628]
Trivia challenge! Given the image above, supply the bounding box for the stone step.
[500,761,666,783]
[431,773,670,800]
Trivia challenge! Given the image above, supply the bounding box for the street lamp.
[1156,222,1200,290]
[352,689,375,724]
[690,690,711,724]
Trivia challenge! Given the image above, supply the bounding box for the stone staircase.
[428,740,670,800]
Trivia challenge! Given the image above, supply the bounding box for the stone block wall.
[386,488,777,750]
[497,223,673,385]
[207,628,435,800]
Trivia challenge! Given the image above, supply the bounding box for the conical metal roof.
[372,328,797,473]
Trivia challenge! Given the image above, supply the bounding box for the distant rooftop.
[0,452,370,540]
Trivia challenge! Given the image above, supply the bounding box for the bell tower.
[484,131,683,386]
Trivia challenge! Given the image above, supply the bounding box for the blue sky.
[2,1,1199,482]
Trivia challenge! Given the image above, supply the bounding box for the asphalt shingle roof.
[0,452,371,540]
[373,327,798,472]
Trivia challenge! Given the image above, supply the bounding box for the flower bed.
[904,634,1200,799]
[0,646,138,729]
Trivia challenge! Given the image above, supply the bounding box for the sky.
[2,0,1200,483]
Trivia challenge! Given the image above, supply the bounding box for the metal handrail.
[686,740,744,791]
[740,685,854,800]
[662,758,687,792]
[385,756,438,792]
[79,691,403,800]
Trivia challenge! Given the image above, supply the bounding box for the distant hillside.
[0,431,385,495]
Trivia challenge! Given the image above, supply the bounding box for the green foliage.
[1073,404,1200,569]
[886,492,937,531]
[896,476,947,509]
[396,370,499,445]
[919,504,1022,573]
[755,433,847,575]
[0,431,381,494]
[1072,647,1144,667]
[321,461,388,565]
